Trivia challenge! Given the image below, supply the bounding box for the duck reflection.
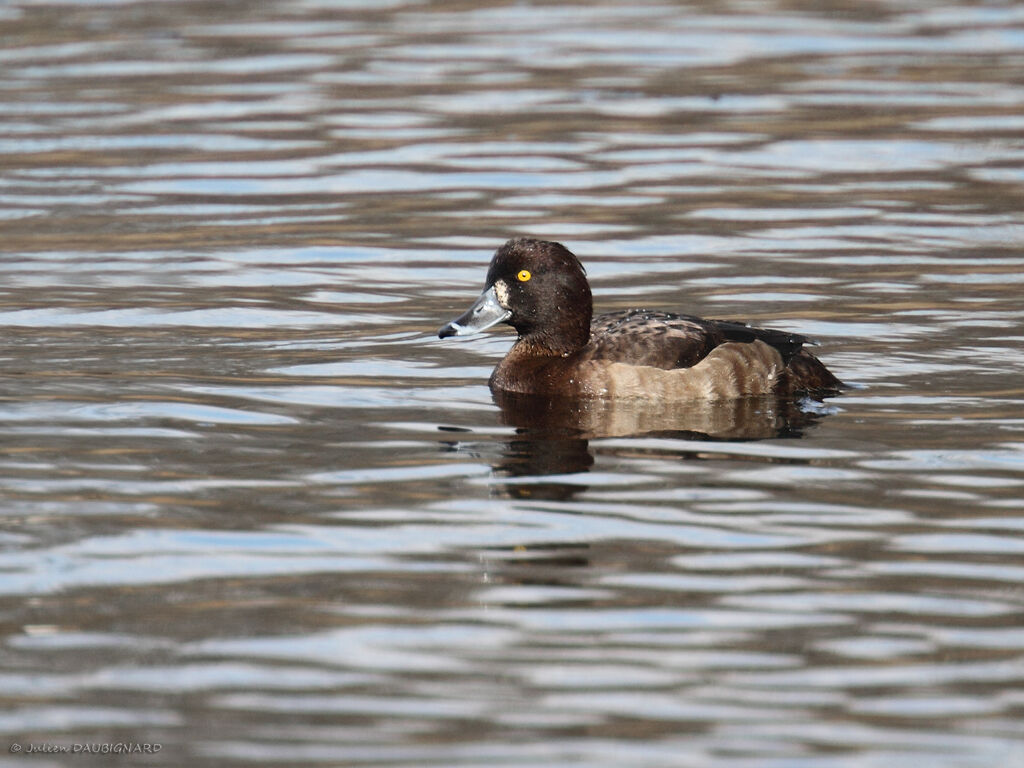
[494,389,829,441]
[488,390,836,498]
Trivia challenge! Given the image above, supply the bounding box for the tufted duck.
[438,238,843,401]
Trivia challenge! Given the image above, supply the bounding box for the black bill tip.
[438,322,460,339]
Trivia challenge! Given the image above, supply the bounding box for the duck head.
[438,238,593,354]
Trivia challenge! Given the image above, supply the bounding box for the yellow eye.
[516,270,532,282]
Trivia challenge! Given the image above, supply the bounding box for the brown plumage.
[439,238,844,402]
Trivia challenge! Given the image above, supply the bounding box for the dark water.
[2,1,1024,766]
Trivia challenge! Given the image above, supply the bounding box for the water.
[2,0,1023,765]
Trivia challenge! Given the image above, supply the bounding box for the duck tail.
[779,350,845,396]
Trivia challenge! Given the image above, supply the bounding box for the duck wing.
[584,310,721,369]
[706,318,811,364]
[584,309,812,370]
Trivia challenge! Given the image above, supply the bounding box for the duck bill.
[438,285,511,338]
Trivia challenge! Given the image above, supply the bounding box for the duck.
[438,238,843,401]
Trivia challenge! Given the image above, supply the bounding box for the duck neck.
[518,312,591,357]
[512,336,576,359]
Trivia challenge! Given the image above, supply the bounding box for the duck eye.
[516,270,532,282]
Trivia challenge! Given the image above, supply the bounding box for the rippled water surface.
[2,0,1024,765]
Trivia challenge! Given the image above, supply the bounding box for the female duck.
[438,238,843,401]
